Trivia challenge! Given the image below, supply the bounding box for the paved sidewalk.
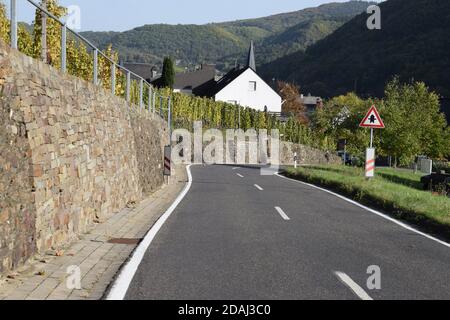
[0,166,187,300]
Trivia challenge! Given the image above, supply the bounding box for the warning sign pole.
[370,128,374,149]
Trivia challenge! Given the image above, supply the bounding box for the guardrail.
[8,0,171,131]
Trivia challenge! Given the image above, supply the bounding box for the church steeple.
[247,41,256,71]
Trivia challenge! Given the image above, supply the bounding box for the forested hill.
[259,0,450,104]
[80,1,375,71]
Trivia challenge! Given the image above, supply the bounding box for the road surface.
[124,165,450,300]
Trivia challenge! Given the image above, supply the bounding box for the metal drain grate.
[107,238,142,245]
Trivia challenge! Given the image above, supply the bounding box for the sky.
[9,0,382,32]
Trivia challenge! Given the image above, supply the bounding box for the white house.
[195,42,282,113]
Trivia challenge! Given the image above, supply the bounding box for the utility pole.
[41,0,48,63]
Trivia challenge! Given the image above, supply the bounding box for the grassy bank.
[284,165,450,237]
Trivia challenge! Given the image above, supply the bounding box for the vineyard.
[155,87,324,148]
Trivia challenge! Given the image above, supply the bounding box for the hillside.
[259,0,450,102]
[81,1,374,70]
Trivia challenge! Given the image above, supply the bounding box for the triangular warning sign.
[360,105,385,129]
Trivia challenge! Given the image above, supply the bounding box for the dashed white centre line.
[254,184,264,191]
[275,207,290,221]
[232,167,240,170]
[334,271,373,301]
[236,173,244,178]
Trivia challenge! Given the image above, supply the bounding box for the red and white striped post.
[365,147,375,178]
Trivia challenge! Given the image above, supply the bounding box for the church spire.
[247,41,256,71]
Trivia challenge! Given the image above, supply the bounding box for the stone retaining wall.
[280,142,341,166]
[0,41,168,272]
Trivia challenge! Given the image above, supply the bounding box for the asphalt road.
[125,165,450,300]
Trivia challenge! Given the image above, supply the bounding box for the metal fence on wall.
[8,0,171,133]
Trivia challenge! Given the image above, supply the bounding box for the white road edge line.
[334,271,373,301]
[275,173,450,248]
[236,173,244,178]
[254,184,264,191]
[275,206,290,221]
[106,165,194,300]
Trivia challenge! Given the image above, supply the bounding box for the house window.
[249,81,257,92]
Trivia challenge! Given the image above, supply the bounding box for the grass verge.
[284,165,450,240]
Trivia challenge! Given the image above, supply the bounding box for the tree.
[161,56,175,89]
[277,81,308,124]
[312,92,371,154]
[381,78,449,165]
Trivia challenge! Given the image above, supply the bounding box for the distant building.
[140,43,282,112]
[298,94,323,114]
[122,62,159,82]
[195,42,282,113]
[174,64,216,95]
[150,64,216,95]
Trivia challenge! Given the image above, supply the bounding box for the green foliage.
[380,79,449,165]
[313,92,372,156]
[161,57,175,89]
[80,1,373,71]
[32,0,67,67]
[311,80,449,164]
[66,39,93,82]
[0,2,9,43]
[286,165,450,226]
[0,3,33,55]
[152,86,318,148]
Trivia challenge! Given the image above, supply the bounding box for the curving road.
[124,165,450,300]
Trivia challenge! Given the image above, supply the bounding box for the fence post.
[111,62,116,95]
[41,0,47,63]
[93,49,98,85]
[152,91,156,113]
[168,96,172,138]
[139,79,144,111]
[148,86,152,112]
[10,0,17,49]
[61,24,67,73]
[126,72,131,103]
